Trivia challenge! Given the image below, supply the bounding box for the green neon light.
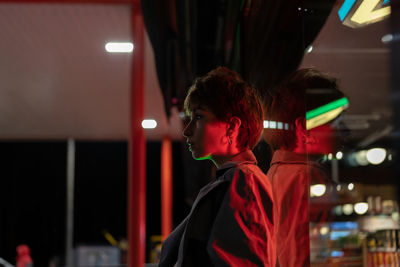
[306,97,349,120]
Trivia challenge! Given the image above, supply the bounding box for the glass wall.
[298,1,396,266]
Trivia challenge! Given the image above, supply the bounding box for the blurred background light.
[343,204,354,215]
[354,202,368,215]
[355,150,369,166]
[381,34,393,43]
[310,184,326,197]
[320,226,329,235]
[366,148,386,165]
[348,183,354,191]
[333,205,343,216]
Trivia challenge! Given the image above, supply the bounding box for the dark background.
[0,140,219,266]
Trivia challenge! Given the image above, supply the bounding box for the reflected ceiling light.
[382,34,393,43]
[336,184,342,191]
[142,119,157,129]
[306,45,313,53]
[366,148,386,165]
[348,183,354,191]
[354,202,368,215]
[306,97,349,130]
[343,204,353,215]
[310,184,326,197]
[336,151,343,160]
[105,42,134,53]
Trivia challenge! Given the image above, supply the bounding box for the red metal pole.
[161,137,173,239]
[128,2,146,267]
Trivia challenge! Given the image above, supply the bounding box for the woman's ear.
[228,116,242,134]
[295,117,306,133]
[295,117,307,144]
[295,117,317,145]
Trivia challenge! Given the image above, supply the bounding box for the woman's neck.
[211,150,244,168]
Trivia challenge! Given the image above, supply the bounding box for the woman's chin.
[192,152,211,161]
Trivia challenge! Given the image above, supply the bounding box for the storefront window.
[299,1,396,265]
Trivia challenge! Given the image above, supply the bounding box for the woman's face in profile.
[183,104,229,160]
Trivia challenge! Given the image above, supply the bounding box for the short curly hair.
[184,66,264,150]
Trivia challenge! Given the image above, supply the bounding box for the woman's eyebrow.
[193,106,206,113]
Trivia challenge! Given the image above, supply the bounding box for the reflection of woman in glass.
[264,68,347,267]
[158,67,275,267]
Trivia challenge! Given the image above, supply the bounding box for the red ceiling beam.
[0,0,135,3]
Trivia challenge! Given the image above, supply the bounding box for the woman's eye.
[192,114,202,120]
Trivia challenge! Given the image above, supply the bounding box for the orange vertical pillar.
[128,2,146,267]
[161,137,173,239]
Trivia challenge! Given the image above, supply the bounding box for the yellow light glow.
[355,150,369,166]
[142,119,157,129]
[354,202,369,215]
[343,204,354,215]
[366,148,386,165]
[351,0,391,25]
[105,42,134,53]
[306,106,345,130]
[320,226,329,235]
[310,184,326,197]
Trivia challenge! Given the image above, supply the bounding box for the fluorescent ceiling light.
[306,97,349,130]
[105,42,134,53]
[142,119,157,129]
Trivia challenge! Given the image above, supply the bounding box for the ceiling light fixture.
[105,42,134,53]
[306,97,349,130]
[142,119,157,129]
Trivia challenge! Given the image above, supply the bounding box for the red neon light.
[161,137,173,239]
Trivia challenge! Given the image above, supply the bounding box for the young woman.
[158,67,275,267]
